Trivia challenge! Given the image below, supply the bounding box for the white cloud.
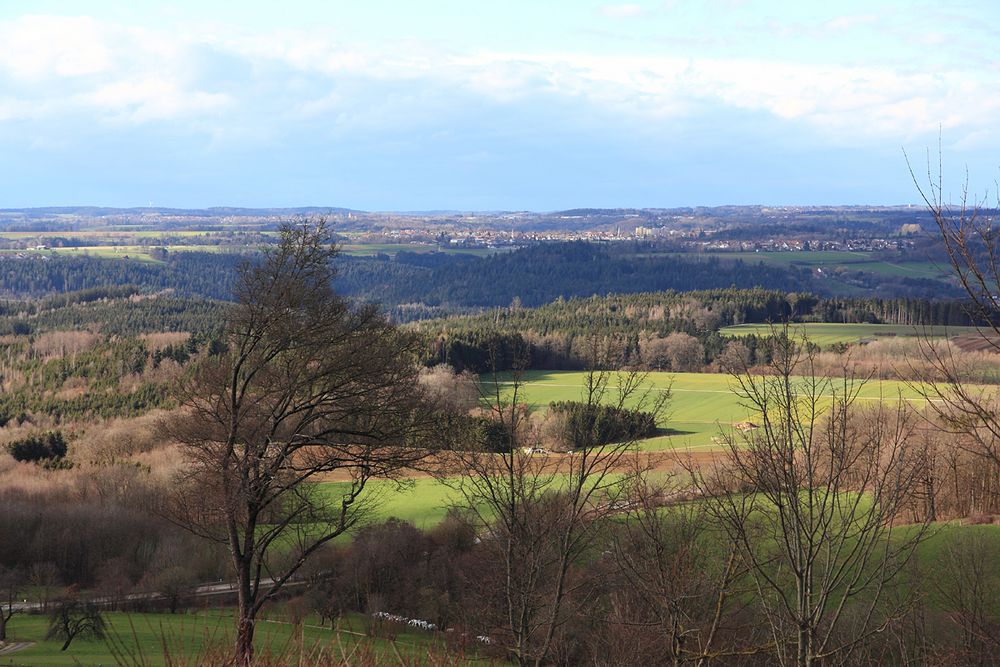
[0,15,113,79]
[599,4,647,18]
[0,12,995,148]
[0,15,222,123]
[81,78,231,122]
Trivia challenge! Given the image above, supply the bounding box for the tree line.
[415,288,985,372]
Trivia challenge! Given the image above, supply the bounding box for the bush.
[7,431,68,463]
[548,401,657,449]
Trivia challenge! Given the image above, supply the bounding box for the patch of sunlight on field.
[489,370,935,451]
[719,322,983,348]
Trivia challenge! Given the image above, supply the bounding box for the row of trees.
[419,288,983,342]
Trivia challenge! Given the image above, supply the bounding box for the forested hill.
[412,288,979,339]
[0,243,812,309]
[335,241,814,308]
[410,288,982,372]
[0,242,964,318]
[0,288,229,336]
[0,252,243,300]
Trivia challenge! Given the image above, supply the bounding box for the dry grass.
[810,337,1000,382]
[70,409,176,464]
[30,330,102,357]
[140,331,191,351]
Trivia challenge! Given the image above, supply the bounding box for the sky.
[0,1,998,210]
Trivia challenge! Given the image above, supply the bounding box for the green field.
[495,370,929,452]
[0,238,498,260]
[0,230,220,239]
[719,322,983,347]
[704,250,950,280]
[0,244,250,263]
[3,610,454,666]
[319,477,463,530]
[338,243,500,257]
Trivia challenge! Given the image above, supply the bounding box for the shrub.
[7,431,68,463]
[548,401,657,449]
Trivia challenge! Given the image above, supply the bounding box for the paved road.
[8,578,300,614]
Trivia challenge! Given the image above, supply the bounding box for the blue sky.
[0,1,997,210]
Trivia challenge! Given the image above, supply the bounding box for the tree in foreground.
[0,565,22,642]
[46,593,106,651]
[445,336,668,666]
[693,333,930,666]
[162,221,433,665]
[605,471,760,666]
[908,152,1000,514]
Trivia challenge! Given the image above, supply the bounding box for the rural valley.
[3,1,1000,665]
[1,208,1000,665]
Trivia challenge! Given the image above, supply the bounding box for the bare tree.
[640,331,705,372]
[28,562,59,613]
[692,333,931,667]
[908,150,1000,514]
[444,336,668,666]
[0,565,22,642]
[933,528,1000,661]
[907,146,1000,349]
[161,221,434,665]
[46,592,107,652]
[607,470,761,665]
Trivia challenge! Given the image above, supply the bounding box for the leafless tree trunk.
[933,529,1000,661]
[444,335,668,666]
[608,469,765,665]
[0,565,20,642]
[907,149,1000,518]
[691,331,931,666]
[161,221,435,666]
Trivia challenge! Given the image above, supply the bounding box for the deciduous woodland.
[1,216,1000,666]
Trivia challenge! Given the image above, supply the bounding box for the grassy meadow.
[0,229,499,260]
[337,243,500,257]
[2,610,459,666]
[705,250,950,280]
[318,478,463,531]
[303,369,940,534]
[496,370,930,451]
[719,322,983,347]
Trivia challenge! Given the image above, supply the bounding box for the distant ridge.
[0,206,363,216]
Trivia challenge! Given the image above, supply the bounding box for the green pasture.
[339,243,438,255]
[318,477,463,531]
[0,244,249,263]
[719,322,983,348]
[0,236,496,259]
[0,247,159,262]
[338,243,500,257]
[3,610,456,666]
[706,251,949,279]
[0,230,219,239]
[494,370,929,451]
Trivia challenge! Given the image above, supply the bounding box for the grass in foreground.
[3,610,465,666]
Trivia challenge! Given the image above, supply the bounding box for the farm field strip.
[498,380,937,402]
[719,322,984,347]
[492,371,947,452]
[0,238,496,258]
[697,251,951,279]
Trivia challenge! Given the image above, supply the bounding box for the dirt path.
[316,447,725,482]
